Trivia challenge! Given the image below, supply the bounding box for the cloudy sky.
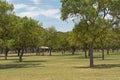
[6,0,74,32]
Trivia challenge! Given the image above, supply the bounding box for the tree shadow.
[0,63,45,69]
[108,53,120,55]
[73,64,120,69]
[69,56,90,60]
[0,58,18,61]
[94,64,120,69]
[0,59,47,69]
[93,56,102,58]
[23,60,47,63]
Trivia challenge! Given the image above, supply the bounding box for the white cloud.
[7,1,60,19]
[26,6,38,11]
[14,4,28,10]
[31,0,41,4]
[40,9,60,19]
[18,11,40,17]
[6,0,12,2]
[17,9,60,19]
[13,3,39,11]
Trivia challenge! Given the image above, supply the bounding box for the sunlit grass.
[0,52,120,80]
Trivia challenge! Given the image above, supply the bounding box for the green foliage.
[68,31,79,47]
[0,0,14,49]
[12,16,43,49]
[43,27,58,48]
[0,0,13,14]
[57,32,69,49]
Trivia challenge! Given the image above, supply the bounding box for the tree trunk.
[112,49,114,53]
[62,49,65,55]
[89,42,94,68]
[19,49,24,62]
[5,47,9,60]
[49,48,52,56]
[100,39,104,60]
[83,44,87,58]
[102,48,104,60]
[84,49,87,58]
[17,49,20,56]
[107,48,110,55]
[72,47,76,55]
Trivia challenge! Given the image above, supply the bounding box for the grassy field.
[0,52,120,80]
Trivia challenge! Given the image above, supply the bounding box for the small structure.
[40,46,49,49]
[36,46,50,56]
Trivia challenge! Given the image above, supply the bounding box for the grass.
[0,52,120,80]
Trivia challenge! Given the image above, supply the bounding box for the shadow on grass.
[23,60,47,63]
[0,60,47,69]
[69,56,91,60]
[0,63,45,69]
[73,64,120,69]
[108,53,120,55]
[48,53,82,57]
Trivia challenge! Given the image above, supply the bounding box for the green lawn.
[0,52,120,80]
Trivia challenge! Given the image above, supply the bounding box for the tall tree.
[13,16,42,62]
[68,31,78,55]
[60,0,120,67]
[57,32,69,54]
[43,27,58,56]
[0,0,14,60]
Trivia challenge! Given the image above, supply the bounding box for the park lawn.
[0,52,120,80]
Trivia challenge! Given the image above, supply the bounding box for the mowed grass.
[0,52,120,80]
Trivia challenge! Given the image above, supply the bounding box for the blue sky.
[6,0,74,32]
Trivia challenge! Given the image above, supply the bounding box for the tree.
[73,21,92,58]
[43,27,58,56]
[60,0,120,67]
[68,31,78,55]
[57,32,69,54]
[0,0,14,60]
[13,16,42,62]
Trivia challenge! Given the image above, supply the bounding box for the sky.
[6,0,74,32]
